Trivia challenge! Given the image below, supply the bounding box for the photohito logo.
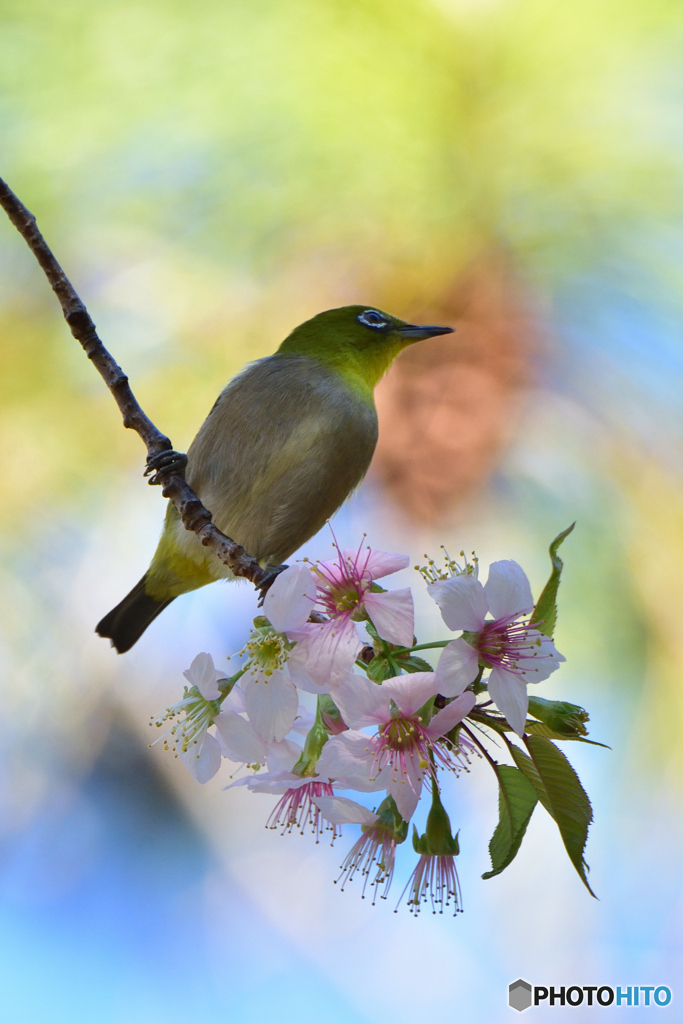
[508,980,672,1012]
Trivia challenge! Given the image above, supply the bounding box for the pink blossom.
[267,778,338,841]
[229,769,341,840]
[318,672,475,820]
[398,854,463,916]
[314,796,400,904]
[215,710,300,771]
[150,652,228,784]
[431,560,565,737]
[227,770,349,841]
[264,540,414,692]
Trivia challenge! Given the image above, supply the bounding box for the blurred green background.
[1,0,682,1020]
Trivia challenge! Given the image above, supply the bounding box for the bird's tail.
[96,574,175,653]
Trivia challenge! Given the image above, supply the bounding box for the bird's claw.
[256,564,289,605]
[144,449,188,485]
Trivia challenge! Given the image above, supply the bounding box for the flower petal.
[381,672,440,718]
[312,733,364,780]
[263,564,317,633]
[243,670,298,743]
[387,776,422,822]
[347,549,409,581]
[364,588,414,647]
[515,636,566,683]
[290,704,316,735]
[486,667,529,737]
[329,671,391,729]
[184,652,223,701]
[428,575,489,631]
[221,683,246,714]
[287,618,361,692]
[179,730,222,784]
[226,770,314,794]
[215,710,267,763]
[435,639,480,696]
[286,639,326,694]
[315,731,388,791]
[312,795,379,827]
[484,560,534,619]
[425,691,476,738]
[266,738,302,773]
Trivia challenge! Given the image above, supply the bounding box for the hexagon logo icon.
[509,979,532,1012]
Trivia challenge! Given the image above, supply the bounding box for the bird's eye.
[357,310,389,330]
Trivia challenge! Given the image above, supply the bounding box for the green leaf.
[366,654,394,682]
[530,523,575,638]
[397,654,433,673]
[509,743,552,813]
[482,765,538,879]
[364,621,381,643]
[524,734,596,897]
[527,695,589,736]
[523,721,610,747]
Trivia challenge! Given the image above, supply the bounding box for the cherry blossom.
[238,625,299,742]
[149,652,228,784]
[215,709,300,772]
[400,853,463,916]
[264,541,414,692]
[268,777,338,840]
[226,767,339,840]
[430,560,565,736]
[225,760,381,840]
[398,783,463,916]
[145,525,591,917]
[315,795,406,903]
[317,672,475,820]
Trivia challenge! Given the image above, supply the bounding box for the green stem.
[460,721,500,774]
[392,640,451,655]
[218,665,247,702]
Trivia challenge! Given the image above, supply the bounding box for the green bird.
[96,305,453,652]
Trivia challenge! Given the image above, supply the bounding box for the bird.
[96,305,454,652]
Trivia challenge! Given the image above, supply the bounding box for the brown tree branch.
[0,176,270,587]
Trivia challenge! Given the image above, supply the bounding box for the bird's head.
[278,305,454,391]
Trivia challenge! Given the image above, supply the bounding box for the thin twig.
[460,720,506,777]
[0,176,269,587]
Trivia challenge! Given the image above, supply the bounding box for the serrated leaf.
[524,734,596,896]
[366,654,394,682]
[482,765,538,879]
[523,721,609,747]
[510,744,553,813]
[530,523,575,638]
[398,655,433,673]
[524,720,592,742]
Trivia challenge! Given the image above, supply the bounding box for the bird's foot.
[144,449,188,485]
[256,564,289,606]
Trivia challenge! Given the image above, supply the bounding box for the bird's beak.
[396,323,455,341]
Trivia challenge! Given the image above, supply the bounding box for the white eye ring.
[358,310,388,330]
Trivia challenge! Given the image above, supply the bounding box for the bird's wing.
[184,354,378,565]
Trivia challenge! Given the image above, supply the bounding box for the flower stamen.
[477,614,554,677]
[398,854,463,916]
[336,826,398,904]
[267,781,339,843]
